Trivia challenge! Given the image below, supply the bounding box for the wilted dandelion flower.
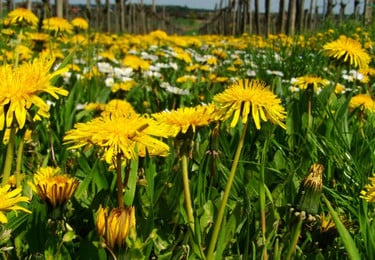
[292,75,330,92]
[64,113,172,163]
[0,55,68,130]
[96,205,136,250]
[0,184,31,223]
[71,17,89,31]
[360,174,375,202]
[43,17,73,34]
[323,35,371,69]
[7,8,38,27]
[31,166,79,208]
[349,94,375,113]
[296,163,324,215]
[213,79,286,129]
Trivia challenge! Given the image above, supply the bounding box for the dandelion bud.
[296,163,324,215]
[96,206,136,250]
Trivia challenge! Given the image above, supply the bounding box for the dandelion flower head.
[323,35,371,69]
[7,8,38,27]
[0,184,31,223]
[0,55,68,130]
[349,94,375,113]
[292,75,330,92]
[71,17,89,30]
[360,174,375,202]
[31,166,79,208]
[213,79,286,129]
[43,17,73,34]
[152,104,217,137]
[64,113,173,162]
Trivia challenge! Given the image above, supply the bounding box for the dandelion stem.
[1,126,16,186]
[115,154,124,208]
[206,121,248,259]
[260,147,268,259]
[15,132,26,187]
[181,154,195,233]
[285,214,303,260]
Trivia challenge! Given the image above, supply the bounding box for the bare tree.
[254,0,260,34]
[296,0,305,31]
[326,0,337,19]
[339,0,348,22]
[56,0,63,17]
[287,0,297,36]
[364,0,373,25]
[278,0,286,33]
[265,0,271,35]
[308,0,315,30]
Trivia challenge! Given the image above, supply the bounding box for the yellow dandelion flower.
[43,17,73,34]
[28,32,50,43]
[176,75,197,83]
[358,67,375,83]
[0,55,69,130]
[214,79,286,129]
[292,75,330,92]
[7,8,38,27]
[360,174,375,202]
[149,30,168,41]
[64,113,172,162]
[111,80,137,93]
[96,205,136,250]
[122,55,150,71]
[71,17,89,30]
[152,104,217,136]
[0,184,31,223]
[323,35,371,69]
[349,94,375,113]
[31,166,79,208]
[85,99,137,118]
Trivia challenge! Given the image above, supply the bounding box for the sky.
[138,0,363,14]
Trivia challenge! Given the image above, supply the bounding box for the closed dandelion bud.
[96,206,136,250]
[296,163,324,215]
[30,166,79,210]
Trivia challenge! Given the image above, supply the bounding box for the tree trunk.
[106,0,110,32]
[287,0,296,36]
[296,0,305,31]
[248,0,252,34]
[354,0,360,19]
[265,0,271,35]
[278,0,286,33]
[308,0,315,30]
[56,0,63,17]
[364,0,373,25]
[326,0,336,19]
[339,1,347,23]
[254,0,260,34]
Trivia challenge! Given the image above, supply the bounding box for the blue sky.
[139,0,362,13]
[69,0,363,14]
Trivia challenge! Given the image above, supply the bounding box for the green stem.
[115,154,124,208]
[1,126,16,186]
[206,121,248,259]
[15,132,25,187]
[181,154,195,233]
[260,178,267,260]
[285,215,303,260]
[322,194,361,260]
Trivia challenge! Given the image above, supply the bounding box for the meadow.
[1,7,375,259]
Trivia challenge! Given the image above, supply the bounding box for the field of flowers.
[1,7,375,259]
